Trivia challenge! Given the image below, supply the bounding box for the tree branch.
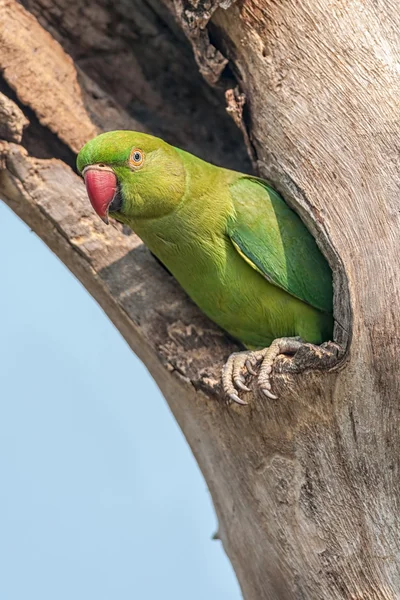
[2,0,400,598]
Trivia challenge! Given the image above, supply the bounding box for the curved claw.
[245,359,257,376]
[234,378,250,392]
[229,393,248,406]
[262,388,278,400]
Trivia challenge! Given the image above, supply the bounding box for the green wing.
[227,176,333,313]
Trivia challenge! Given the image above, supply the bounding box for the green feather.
[227,177,333,313]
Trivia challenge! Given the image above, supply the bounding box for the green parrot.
[77,130,333,405]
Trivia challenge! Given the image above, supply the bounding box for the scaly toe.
[222,349,263,405]
[258,367,278,400]
[222,352,248,405]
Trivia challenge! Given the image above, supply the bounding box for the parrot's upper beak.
[82,164,118,225]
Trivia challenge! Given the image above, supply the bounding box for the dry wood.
[1,0,400,598]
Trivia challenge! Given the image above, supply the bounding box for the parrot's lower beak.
[82,165,118,225]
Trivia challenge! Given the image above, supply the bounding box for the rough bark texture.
[1,0,399,598]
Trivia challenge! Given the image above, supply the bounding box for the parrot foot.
[222,337,304,405]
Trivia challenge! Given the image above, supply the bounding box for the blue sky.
[0,201,241,600]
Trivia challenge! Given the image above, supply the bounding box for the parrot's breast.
[136,223,332,348]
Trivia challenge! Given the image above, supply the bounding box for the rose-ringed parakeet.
[77,131,333,405]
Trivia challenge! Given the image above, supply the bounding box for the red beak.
[83,166,118,224]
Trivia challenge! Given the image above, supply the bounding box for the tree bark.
[1,0,399,598]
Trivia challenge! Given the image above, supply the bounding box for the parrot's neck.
[125,158,235,280]
[129,153,233,248]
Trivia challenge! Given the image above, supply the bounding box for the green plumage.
[77,131,333,349]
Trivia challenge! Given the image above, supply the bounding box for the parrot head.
[77,131,186,224]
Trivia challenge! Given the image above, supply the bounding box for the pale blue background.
[0,201,241,600]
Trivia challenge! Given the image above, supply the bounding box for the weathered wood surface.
[1,0,400,598]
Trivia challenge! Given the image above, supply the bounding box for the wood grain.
[1,0,400,597]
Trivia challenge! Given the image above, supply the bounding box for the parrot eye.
[129,148,144,168]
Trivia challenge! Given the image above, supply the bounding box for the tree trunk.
[1,0,399,598]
